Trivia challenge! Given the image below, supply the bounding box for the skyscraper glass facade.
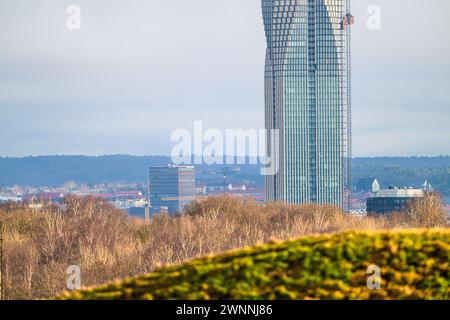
[262,0,352,209]
[149,165,196,214]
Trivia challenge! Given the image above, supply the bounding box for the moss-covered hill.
[60,230,449,300]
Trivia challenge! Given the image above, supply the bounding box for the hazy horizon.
[2,154,450,160]
[1,0,449,157]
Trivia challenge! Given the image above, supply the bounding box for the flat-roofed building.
[148,165,196,215]
[366,187,424,215]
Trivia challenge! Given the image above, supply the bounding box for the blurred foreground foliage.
[61,229,450,300]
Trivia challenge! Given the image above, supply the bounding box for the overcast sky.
[0,0,449,157]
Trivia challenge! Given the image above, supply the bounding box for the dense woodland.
[0,155,449,195]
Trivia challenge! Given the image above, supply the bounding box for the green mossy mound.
[60,230,449,300]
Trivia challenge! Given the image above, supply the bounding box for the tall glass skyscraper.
[262,0,353,209]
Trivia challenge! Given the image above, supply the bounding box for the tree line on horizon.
[0,155,449,195]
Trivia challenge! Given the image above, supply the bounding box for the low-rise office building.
[366,187,424,215]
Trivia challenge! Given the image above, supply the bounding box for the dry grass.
[0,193,447,299]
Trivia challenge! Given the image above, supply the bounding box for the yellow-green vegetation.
[60,229,450,300]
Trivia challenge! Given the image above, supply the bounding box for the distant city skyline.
[1,0,449,157]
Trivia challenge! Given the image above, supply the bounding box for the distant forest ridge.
[0,155,449,195]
